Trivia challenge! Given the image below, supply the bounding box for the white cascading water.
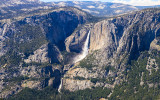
[58,31,90,93]
[73,31,90,63]
[58,78,63,93]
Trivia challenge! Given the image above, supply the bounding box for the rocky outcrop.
[146,57,159,75]
[48,43,63,64]
[64,67,106,79]
[21,80,41,89]
[20,66,41,78]
[0,23,11,57]
[150,38,160,51]
[0,85,22,98]
[63,78,94,91]
[24,44,49,63]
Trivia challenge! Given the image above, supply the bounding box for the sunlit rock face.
[63,8,160,92]
[67,8,160,66]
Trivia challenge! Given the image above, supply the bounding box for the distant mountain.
[52,1,139,17]
[0,0,40,7]
[136,5,160,9]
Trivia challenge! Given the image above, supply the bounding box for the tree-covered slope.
[0,1,160,100]
[0,6,96,98]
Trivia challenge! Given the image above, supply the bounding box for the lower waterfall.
[58,78,63,93]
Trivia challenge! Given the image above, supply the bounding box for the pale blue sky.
[40,0,112,2]
[40,0,160,6]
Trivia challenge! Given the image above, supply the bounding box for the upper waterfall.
[74,31,90,63]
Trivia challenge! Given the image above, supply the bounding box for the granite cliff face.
[0,1,160,99]
[66,8,160,66]
[64,8,160,92]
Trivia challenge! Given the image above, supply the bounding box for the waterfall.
[74,31,90,63]
[58,31,90,93]
[2,24,7,36]
[58,78,63,93]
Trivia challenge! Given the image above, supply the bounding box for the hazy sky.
[40,0,160,6]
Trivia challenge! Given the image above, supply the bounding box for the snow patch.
[82,9,92,13]
[57,2,66,6]
[74,5,81,9]
[97,4,106,9]
[82,9,99,14]
[87,6,95,8]
[73,1,80,5]
[115,10,123,13]
[110,4,125,8]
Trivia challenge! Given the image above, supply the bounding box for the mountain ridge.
[0,1,160,100]
[52,1,138,17]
